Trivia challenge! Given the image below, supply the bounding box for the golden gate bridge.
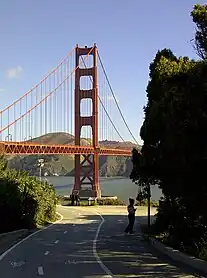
[0,44,138,197]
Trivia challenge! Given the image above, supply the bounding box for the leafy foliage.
[191,4,207,59]
[97,198,125,206]
[0,157,57,233]
[130,4,207,259]
[57,195,126,206]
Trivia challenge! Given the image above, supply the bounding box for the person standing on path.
[75,193,80,206]
[125,198,136,234]
[71,193,75,205]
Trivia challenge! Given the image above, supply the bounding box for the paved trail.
[0,206,200,277]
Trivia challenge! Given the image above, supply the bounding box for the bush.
[97,198,125,206]
[0,158,57,233]
[57,195,126,206]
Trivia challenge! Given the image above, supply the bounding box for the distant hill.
[6,132,141,177]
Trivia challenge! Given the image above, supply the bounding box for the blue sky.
[0,0,205,144]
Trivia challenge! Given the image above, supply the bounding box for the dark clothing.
[75,195,80,206]
[71,194,75,206]
[125,204,136,234]
[127,204,136,215]
[125,214,135,234]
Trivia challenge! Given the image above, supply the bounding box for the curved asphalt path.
[0,206,200,277]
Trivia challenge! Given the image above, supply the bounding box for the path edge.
[147,235,207,275]
[0,211,63,261]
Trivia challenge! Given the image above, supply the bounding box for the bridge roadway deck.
[0,141,132,156]
[0,206,199,277]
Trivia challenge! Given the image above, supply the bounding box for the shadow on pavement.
[42,209,202,278]
[0,208,203,278]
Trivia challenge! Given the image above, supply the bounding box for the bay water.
[43,176,162,203]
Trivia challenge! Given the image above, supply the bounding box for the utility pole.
[147,183,151,228]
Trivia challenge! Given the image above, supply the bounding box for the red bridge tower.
[73,44,101,198]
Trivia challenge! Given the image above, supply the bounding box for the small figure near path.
[75,193,80,206]
[125,198,136,234]
[70,193,75,206]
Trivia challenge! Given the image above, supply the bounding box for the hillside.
[6,132,141,177]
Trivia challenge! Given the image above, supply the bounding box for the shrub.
[97,198,125,206]
[0,158,57,233]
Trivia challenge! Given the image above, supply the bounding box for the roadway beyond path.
[0,206,199,278]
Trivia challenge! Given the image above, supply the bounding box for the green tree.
[131,9,207,254]
[191,4,207,59]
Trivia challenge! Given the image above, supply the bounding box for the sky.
[0,0,206,144]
